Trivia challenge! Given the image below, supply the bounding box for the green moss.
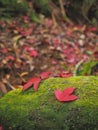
[0,76,98,130]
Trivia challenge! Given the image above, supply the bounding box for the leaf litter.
[0,17,98,94]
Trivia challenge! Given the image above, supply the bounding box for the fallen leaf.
[52,37,62,48]
[51,59,57,65]
[23,45,31,51]
[54,87,78,102]
[20,72,28,77]
[22,16,29,23]
[40,71,52,79]
[17,26,33,36]
[6,55,15,61]
[29,50,38,57]
[67,55,76,64]
[0,47,8,53]
[22,77,41,91]
[27,38,35,44]
[86,27,97,32]
[59,71,72,78]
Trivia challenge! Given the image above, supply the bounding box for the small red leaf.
[27,38,35,44]
[59,71,72,78]
[40,71,52,79]
[86,27,97,32]
[51,59,57,65]
[0,48,8,53]
[22,77,41,91]
[6,55,15,61]
[29,50,38,57]
[67,55,76,64]
[19,27,32,36]
[23,45,30,51]
[54,87,78,102]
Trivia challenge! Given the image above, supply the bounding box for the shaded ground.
[0,17,98,93]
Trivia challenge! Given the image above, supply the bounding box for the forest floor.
[0,17,98,94]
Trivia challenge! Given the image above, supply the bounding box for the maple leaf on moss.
[22,77,41,91]
[54,87,78,102]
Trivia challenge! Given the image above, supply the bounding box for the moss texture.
[0,76,98,130]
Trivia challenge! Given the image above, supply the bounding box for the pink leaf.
[6,55,15,61]
[54,87,78,102]
[20,28,32,36]
[22,77,41,91]
[23,45,30,51]
[27,38,35,44]
[0,48,8,53]
[86,27,97,32]
[67,55,76,64]
[40,71,52,79]
[51,59,57,65]
[29,50,38,57]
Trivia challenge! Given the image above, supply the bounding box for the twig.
[59,0,66,17]
[73,59,84,76]
[59,0,71,23]
[6,81,16,90]
[2,79,16,90]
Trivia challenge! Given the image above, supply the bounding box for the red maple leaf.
[54,87,78,102]
[22,77,41,91]
[59,71,72,78]
[40,71,52,79]
[29,50,38,57]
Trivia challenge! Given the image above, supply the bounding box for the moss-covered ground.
[0,76,98,130]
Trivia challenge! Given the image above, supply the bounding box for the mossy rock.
[0,76,98,130]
